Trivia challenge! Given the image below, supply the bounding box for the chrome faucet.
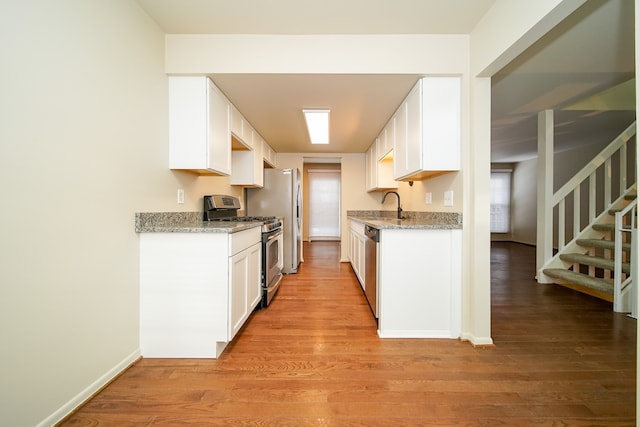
[382,191,403,219]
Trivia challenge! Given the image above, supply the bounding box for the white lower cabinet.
[139,227,262,358]
[378,228,462,339]
[229,240,261,338]
[348,220,366,289]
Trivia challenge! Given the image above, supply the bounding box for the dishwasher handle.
[364,225,379,242]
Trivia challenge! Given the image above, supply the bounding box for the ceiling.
[137,0,636,162]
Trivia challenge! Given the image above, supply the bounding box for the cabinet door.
[394,83,422,180]
[404,82,422,175]
[252,135,264,187]
[230,104,243,139]
[246,242,262,310]
[229,249,249,340]
[169,77,208,172]
[349,228,357,268]
[231,139,264,187]
[422,77,461,171]
[393,103,408,179]
[262,140,277,168]
[207,79,232,175]
[353,230,361,281]
[356,234,366,287]
[378,125,392,160]
[365,142,377,191]
[349,229,355,263]
[348,224,366,289]
[229,242,262,339]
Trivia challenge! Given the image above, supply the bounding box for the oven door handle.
[266,230,283,241]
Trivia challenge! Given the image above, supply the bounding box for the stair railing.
[538,121,636,281]
[614,198,636,312]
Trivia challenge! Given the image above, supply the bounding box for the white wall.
[511,159,538,245]
[166,34,470,74]
[0,1,239,425]
[403,172,463,212]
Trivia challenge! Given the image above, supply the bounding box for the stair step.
[576,238,631,251]
[543,268,613,296]
[624,192,637,200]
[608,207,638,215]
[559,253,631,274]
[593,223,615,233]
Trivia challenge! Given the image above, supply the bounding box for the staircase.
[537,121,637,314]
[543,188,636,306]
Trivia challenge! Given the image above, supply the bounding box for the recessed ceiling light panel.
[303,109,330,144]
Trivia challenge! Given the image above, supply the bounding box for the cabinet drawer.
[229,227,261,255]
[349,220,365,236]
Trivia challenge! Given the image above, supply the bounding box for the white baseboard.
[508,239,536,247]
[460,332,494,346]
[308,237,340,242]
[377,330,458,339]
[39,348,141,427]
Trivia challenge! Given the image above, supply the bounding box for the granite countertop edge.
[135,212,262,234]
[347,210,462,230]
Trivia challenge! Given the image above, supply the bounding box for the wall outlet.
[425,192,432,204]
[177,189,185,204]
[444,190,454,206]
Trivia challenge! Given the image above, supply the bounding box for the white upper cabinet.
[230,104,244,141]
[378,122,393,160]
[365,133,397,192]
[393,77,461,181]
[169,75,274,186]
[169,76,231,176]
[230,104,264,187]
[230,104,257,150]
[262,140,277,168]
[365,140,378,192]
[231,129,264,188]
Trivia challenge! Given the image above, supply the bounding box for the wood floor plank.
[59,241,636,426]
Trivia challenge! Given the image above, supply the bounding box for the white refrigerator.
[246,168,302,273]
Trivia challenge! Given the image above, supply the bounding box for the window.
[307,169,341,240]
[490,171,511,233]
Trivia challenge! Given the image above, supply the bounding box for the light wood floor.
[61,241,636,426]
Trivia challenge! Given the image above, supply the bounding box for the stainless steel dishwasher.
[364,225,379,318]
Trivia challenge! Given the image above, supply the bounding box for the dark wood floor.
[61,241,636,426]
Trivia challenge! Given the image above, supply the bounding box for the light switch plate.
[177,189,185,204]
[425,192,432,204]
[444,190,454,206]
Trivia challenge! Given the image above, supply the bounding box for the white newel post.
[536,110,554,283]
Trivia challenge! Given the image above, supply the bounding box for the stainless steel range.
[203,195,284,307]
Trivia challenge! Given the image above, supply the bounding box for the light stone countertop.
[135,212,262,234]
[347,210,462,230]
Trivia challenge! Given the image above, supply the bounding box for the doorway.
[304,162,341,242]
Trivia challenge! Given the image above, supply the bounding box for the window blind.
[308,169,341,239]
[490,171,511,233]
